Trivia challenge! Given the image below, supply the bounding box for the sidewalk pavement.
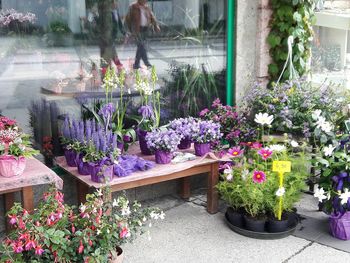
[122,193,350,263]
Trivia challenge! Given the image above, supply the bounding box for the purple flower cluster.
[191,120,222,143]
[61,116,118,154]
[0,9,36,26]
[146,129,182,152]
[99,103,115,119]
[138,105,155,120]
[169,117,198,139]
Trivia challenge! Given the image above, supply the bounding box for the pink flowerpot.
[155,150,172,164]
[0,155,26,177]
[194,143,211,156]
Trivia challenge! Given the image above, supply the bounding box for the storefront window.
[0,0,227,152]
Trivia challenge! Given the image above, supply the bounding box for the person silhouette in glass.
[125,0,160,69]
[111,0,125,67]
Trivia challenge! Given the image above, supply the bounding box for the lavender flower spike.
[138,105,155,120]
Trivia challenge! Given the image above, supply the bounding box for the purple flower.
[191,120,222,143]
[199,108,209,117]
[99,103,115,118]
[146,129,182,152]
[138,105,155,120]
[169,117,199,139]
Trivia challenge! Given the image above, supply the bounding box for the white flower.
[97,229,101,235]
[314,187,327,202]
[275,187,285,197]
[241,169,249,181]
[268,144,286,152]
[96,189,103,197]
[316,116,327,128]
[112,199,118,207]
[323,144,335,157]
[150,211,165,220]
[223,168,233,181]
[290,140,299,147]
[79,204,86,213]
[340,188,350,205]
[320,121,333,133]
[254,113,274,126]
[313,109,322,119]
[121,206,131,216]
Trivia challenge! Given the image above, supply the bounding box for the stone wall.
[235,0,272,105]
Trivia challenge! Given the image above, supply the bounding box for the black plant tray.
[224,212,299,240]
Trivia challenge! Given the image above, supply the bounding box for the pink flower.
[78,241,84,254]
[251,142,262,149]
[8,215,17,225]
[13,242,24,253]
[199,108,209,117]
[212,98,221,108]
[258,148,273,160]
[35,245,44,256]
[119,227,129,239]
[252,171,266,184]
[228,147,244,158]
[25,240,36,251]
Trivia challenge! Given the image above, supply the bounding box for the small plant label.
[272,161,291,174]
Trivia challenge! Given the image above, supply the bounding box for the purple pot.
[330,212,350,240]
[64,149,77,167]
[137,129,153,155]
[178,138,191,150]
[76,155,90,175]
[194,143,211,157]
[90,164,114,183]
[155,150,172,164]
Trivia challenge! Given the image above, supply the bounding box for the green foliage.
[49,21,71,34]
[163,63,221,118]
[268,0,316,81]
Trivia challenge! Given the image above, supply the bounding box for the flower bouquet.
[146,129,182,164]
[191,120,222,156]
[217,113,309,234]
[0,117,38,177]
[0,186,165,262]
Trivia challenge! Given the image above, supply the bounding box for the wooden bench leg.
[77,182,89,204]
[179,177,191,200]
[4,192,15,232]
[207,163,219,214]
[21,186,34,212]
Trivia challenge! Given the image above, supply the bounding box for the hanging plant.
[267,0,316,81]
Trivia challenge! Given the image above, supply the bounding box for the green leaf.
[268,63,279,75]
[267,34,282,48]
[293,12,302,22]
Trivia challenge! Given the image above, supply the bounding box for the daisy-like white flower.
[112,199,118,207]
[323,144,335,157]
[268,144,286,152]
[339,188,350,205]
[96,189,103,197]
[275,187,285,197]
[254,113,274,126]
[314,187,327,202]
[223,167,233,181]
[241,169,249,181]
[313,109,322,119]
[320,121,333,133]
[290,140,299,148]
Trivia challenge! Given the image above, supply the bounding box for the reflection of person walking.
[112,0,125,67]
[125,0,160,69]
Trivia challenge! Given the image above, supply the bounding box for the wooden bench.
[56,146,220,214]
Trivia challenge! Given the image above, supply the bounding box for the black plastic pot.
[267,218,289,233]
[243,215,266,232]
[226,207,244,228]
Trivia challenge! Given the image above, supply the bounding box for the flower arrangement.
[0,116,38,177]
[0,186,164,262]
[169,117,198,149]
[200,99,256,145]
[191,120,222,144]
[241,79,348,137]
[146,129,182,164]
[217,114,309,232]
[146,129,182,153]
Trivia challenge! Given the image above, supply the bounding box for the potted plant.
[134,67,161,155]
[145,129,182,164]
[0,186,165,262]
[191,120,222,156]
[0,117,38,177]
[217,113,309,234]
[169,117,197,150]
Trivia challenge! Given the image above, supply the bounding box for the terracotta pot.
[154,150,172,164]
[178,138,191,150]
[137,129,153,155]
[0,155,26,177]
[194,142,211,156]
[110,246,124,263]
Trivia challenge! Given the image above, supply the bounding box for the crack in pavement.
[282,241,314,263]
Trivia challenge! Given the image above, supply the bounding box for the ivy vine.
[267,0,316,81]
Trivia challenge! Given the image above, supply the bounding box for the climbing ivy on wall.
[267,0,316,81]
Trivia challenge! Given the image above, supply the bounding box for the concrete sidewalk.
[122,195,350,263]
